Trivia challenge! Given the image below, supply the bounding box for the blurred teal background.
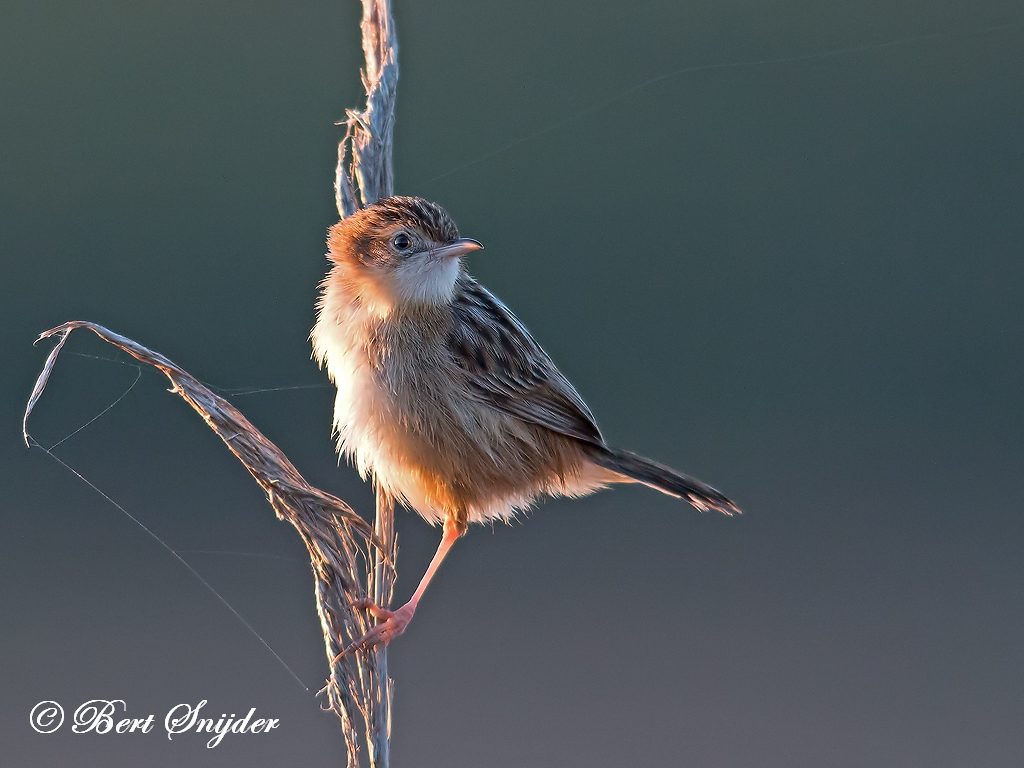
[3,1,1023,766]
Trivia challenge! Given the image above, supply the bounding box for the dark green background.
[3,1,1022,766]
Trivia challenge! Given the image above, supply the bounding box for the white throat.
[311,255,461,375]
[389,255,461,306]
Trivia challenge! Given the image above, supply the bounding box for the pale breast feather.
[447,276,605,446]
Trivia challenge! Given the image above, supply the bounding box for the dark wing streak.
[448,276,604,446]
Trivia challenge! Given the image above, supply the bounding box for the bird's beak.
[432,238,484,259]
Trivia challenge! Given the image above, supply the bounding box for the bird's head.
[327,196,483,311]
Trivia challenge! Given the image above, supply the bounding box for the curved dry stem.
[22,321,392,765]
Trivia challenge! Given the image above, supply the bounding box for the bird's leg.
[343,518,464,654]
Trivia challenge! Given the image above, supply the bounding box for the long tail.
[588,446,741,516]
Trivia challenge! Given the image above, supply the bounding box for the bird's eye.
[392,232,412,251]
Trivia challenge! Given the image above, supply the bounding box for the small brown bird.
[312,196,739,650]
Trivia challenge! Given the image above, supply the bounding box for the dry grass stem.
[336,0,398,218]
[23,1,401,766]
[22,321,390,766]
[335,2,400,765]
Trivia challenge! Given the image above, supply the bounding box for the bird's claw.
[334,600,416,660]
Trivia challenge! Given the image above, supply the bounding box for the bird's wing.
[448,276,604,445]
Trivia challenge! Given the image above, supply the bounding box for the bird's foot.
[337,599,417,658]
